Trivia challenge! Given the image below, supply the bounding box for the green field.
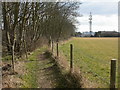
[59,37,118,88]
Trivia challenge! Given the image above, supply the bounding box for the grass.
[2,45,82,88]
[2,55,12,61]
[22,46,47,88]
[59,37,118,88]
[37,51,82,88]
[22,47,82,88]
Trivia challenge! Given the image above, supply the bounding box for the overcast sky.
[76,0,119,32]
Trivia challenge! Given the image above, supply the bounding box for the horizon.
[76,30,119,33]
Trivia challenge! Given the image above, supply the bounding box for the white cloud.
[93,15,118,26]
[76,14,118,32]
[79,2,118,15]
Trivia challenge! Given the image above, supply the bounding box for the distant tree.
[75,32,82,37]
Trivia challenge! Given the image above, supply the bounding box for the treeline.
[75,31,120,37]
[2,2,80,71]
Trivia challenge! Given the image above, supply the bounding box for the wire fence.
[52,42,117,88]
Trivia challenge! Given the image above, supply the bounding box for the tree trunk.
[11,45,15,73]
[24,39,28,59]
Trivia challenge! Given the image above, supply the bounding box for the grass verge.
[22,46,47,88]
[42,51,82,88]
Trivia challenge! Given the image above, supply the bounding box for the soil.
[2,61,25,88]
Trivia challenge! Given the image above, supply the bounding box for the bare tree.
[2,2,81,72]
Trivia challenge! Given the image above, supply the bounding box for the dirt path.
[37,53,56,88]
[37,51,72,88]
[38,52,79,88]
[2,49,82,88]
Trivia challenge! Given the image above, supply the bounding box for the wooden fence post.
[56,42,58,57]
[70,44,73,73]
[110,59,116,88]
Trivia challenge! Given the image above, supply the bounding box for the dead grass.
[38,50,82,88]
[55,51,98,88]
[73,37,118,40]
[2,61,26,88]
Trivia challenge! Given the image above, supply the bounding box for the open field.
[59,37,118,88]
